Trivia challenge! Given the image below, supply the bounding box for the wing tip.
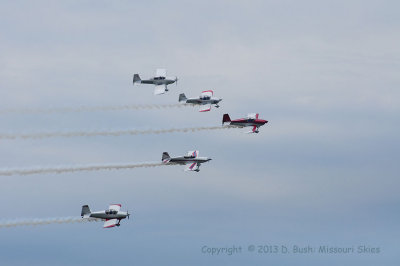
[201,89,214,95]
[104,225,116,228]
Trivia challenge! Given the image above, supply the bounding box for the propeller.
[175,77,178,86]
[127,210,130,219]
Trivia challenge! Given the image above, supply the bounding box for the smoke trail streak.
[0,126,233,140]
[0,103,193,115]
[0,217,101,228]
[0,162,170,176]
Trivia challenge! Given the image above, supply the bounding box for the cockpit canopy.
[154,76,166,80]
[105,209,118,215]
[184,151,197,158]
[200,95,211,100]
[247,113,257,119]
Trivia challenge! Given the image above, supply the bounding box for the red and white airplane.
[162,150,211,172]
[222,113,268,133]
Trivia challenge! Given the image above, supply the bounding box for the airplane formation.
[80,68,268,228]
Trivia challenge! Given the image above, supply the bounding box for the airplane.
[178,90,222,112]
[222,113,268,133]
[162,150,211,172]
[81,204,130,228]
[133,69,178,95]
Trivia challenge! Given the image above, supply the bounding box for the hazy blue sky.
[0,1,399,265]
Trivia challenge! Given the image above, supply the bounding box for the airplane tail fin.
[179,93,187,102]
[133,74,141,84]
[162,152,171,163]
[81,205,91,217]
[222,114,231,125]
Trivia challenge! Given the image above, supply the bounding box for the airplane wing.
[156,68,167,77]
[247,113,257,119]
[109,204,121,212]
[246,125,259,134]
[190,150,199,157]
[185,162,200,172]
[103,219,118,228]
[199,104,211,112]
[201,90,213,97]
[154,84,167,95]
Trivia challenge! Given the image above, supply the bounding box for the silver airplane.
[81,204,130,228]
[179,90,222,112]
[133,68,178,95]
[162,150,211,172]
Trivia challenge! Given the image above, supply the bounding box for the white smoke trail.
[0,217,101,228]
[0,126,233,140]
[0,162,169,176]
[0,103,193,115]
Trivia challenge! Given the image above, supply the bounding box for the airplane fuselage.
[88,211,128,220]
[186,98,222,105]
[165,157,211,165]
[140,78,176,86]
[229,118,268,128]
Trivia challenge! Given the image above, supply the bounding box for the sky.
[0,0,399,265]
